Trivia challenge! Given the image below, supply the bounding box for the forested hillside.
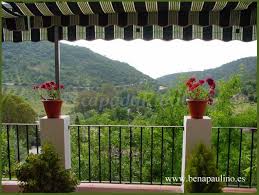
[157,57,256,86]
[2,42,155,88]
[157,57,257,101]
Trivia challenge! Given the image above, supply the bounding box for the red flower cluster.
[33,81,64,100]
[33,81,64,91]
[186,77,206,91]
[186,76,216,105]
[206,78,216,105]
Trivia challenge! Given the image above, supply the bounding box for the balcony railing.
[1,123,256,188]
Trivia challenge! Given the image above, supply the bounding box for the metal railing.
[69,125,183,185]
[1,123,257,188]
[1,123,40,180]
[212,127,257,188]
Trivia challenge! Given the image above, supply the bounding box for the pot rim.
[42,99,63,102]
[186,99,208,102]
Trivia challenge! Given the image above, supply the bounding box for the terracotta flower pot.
[42,100,63,118]
[187,99,207,119]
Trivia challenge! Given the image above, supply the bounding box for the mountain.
[157,57,256,87]
[2,42,155,88]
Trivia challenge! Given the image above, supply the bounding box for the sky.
[63,40,257,79]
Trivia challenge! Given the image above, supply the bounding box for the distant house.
[159,86,168,91]
[3,82,14,86]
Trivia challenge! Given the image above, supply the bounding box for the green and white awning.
[2,1,257,42]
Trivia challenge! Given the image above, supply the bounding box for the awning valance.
[2,1,257,42]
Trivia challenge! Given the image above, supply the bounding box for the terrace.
[1,1,257,193]
[1,123,257,193]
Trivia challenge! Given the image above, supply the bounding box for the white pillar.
[181,116,212,192]
[40,115,71,169]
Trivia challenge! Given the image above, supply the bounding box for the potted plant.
[184,143,223,192]
[186,77,215,119]
[34,81,64,118]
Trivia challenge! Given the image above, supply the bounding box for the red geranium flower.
[199,80,205,85]
[186,76,216,105]
[190,82,200,91]
[53,84,58,90]
[189,77,196,82]
[33,81,64,100]
[186,77,196,88]
[209,88,215,96]
[45,82,51,89]
[210,82,216,89]
[41,84,46,89]
[206,78,215,86]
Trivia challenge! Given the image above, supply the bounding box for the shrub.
[184,143,223,193]
[15,143,79,192]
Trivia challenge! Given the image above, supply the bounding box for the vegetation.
[2,42,155,88]
[157,57,256,102]
[184,143,223,193]
[1,94,37,123]
[15,143,79,193]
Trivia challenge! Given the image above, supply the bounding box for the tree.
[1,94,37,123]
[208,75,241,126]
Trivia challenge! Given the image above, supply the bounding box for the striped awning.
[2,1,257,42]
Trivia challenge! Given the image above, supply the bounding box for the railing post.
[40,115,71,169]
[181,116,212,192]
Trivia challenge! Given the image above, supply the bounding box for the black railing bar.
[129,126,133,184]
[2,123,256,130]
[212,127,257,130]
[88,126,91,182]
[7,125,11,180]
[237,128,243,188]
[16,125,20,162]
[1,177,183,186]
[140,127,143,184]
[223,184,256,188]
[160,127,164,185]
[98,126,102,182]
[216,128,220,169]
[77,126,81,180]
[224,184,257,188]
[226,128,231,186]
[35,125,39,154]
[26,125,29,155]
[108,126,112,183]
[1,123,256,130]
[1,179,183,186]
[69,125,184,128]
[171,127,175,185]
[2,123,38,126]
[1,180,255,188]
[150,127,153,184]
[249,130,254,188]
[119,127,122,184]
[79,180,182,185]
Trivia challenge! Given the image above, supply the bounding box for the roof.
[2,1,257,42]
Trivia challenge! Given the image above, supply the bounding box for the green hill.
[2,42,155,88]
[157,57,256,86]
[157,56,257,101]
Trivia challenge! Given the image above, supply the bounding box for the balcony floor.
[2,181,256,193]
